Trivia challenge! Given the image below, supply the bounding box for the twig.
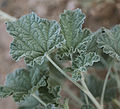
[101,65,112,108]
[0,10,16,21]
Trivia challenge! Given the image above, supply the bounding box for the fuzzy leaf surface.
[0,66,47,102]
[59,9,92,58]
[72,52,100,72]
[97,25,120,61]
[6,12,63,66]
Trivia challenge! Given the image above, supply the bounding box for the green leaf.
[86,30,100,53]
[83,74,117,102]
[97,25,120,61]
[104,78,117,102]
[38,85,61,104]
[0,66,47,102]
[0,86,13,98]
[45,104,56,109]
[81,105,95,109]
[85,75,102,98]
[72,52,100,72]
[59,9,92,59]
[18,96,39,109]
[6,12,64,66]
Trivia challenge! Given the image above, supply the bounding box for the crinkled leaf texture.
[73,52,100,71]
[58,9,92,59]
[0,66,47,102]
[97,25,120,61]
[6,12,64,66]
[71,52,100,81]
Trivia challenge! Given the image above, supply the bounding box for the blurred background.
[0,0,120,109]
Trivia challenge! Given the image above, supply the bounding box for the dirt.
[0,0,120,109]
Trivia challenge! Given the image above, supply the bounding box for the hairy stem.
[0,10,16,21]
[32,93,47,107]
[46,54,102,109]
[80,73,89,105]
[100,65,112,108]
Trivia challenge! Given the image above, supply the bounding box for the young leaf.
[6,12,64,66]
[97,25,120,61]
[0,67,47,102]
[59,9,92,58]
[72,52,100,72]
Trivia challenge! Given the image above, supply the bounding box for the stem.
[113,99,120,109]
[32,93,47,107]
[50,73,83,105]
[0,10,16,21]
[46,54,102,109]
[64,85,83,105]
[84,93,89,105]
[100,65,112,108]
[80,73,89,105]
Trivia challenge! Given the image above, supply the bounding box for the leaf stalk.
[32,93,47,107]
[46,54,102,109]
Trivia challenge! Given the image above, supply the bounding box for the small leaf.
[45,104,56,109]
[72,52,100,72]
[71,70,82,81]
[97,25,120,61]
[59,9,92,59]
[6,12,64,66]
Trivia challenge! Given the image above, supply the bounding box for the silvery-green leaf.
[0,86,13,98]
[59,9,92,59]
[73,52,100,72]
[6,12,63,66]
[0,66,47,102]
[97,25,120,61]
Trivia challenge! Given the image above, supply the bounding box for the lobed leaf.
[6,12,64,66]
[72,52,100,72]
[97,25,120,61]
[59,9,92,59]
[0,66,47,102]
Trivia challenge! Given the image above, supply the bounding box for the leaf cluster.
[0,8,120,109]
